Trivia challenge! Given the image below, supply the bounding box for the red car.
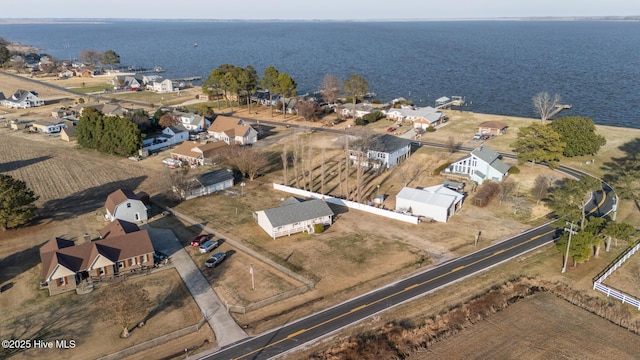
[386,127,395,132]
[191,234,209,247]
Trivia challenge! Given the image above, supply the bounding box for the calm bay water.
[2,20,640,128]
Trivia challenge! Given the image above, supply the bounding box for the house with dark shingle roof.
[104,189,148,223]
[254,198,334,239]
[182,168,235,200]
[444,145,511,184]
[39,222,154,296]
[348,134,412,169]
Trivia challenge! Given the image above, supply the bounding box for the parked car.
[198,240,220,253]
[386,127,396,132]
[205,252,226,268]
[191,234,209,247]
[153,251,169,264]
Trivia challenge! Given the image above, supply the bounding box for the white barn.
[254,198,334,239]
[395,185,464,223]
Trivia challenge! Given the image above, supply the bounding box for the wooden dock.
[435,95,465,109]
[549,104,572,119]
[171,76,202,82]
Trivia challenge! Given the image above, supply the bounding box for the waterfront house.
[337,103,376,119]
[254,197,334,239]
[207,116,258,145]
[444,145,511,184]
[151,79,175,93]
[104,189,149,223]
[477,120,508,136]
[348,134,412,169]
[384,106,444,128]
[395,185,464,223]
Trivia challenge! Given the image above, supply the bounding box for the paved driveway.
[144,226,247,347]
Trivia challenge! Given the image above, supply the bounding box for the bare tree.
[446,136,457,153]
[498,180,517,203]
[167,166,193,202]
[350,129,376,203]
[344,136,351,199]
[297,100,317,121]
[219,146,269,181]
[321,75,342,105]
[321,148,326,194]
[532,92,561,124]
[159,113,180,128]
[281,144,288,185]
[101,281,152,338]
[532,175,551,204]
[292,136,301,188]
[79,49,103,66]
[307,140,313,191]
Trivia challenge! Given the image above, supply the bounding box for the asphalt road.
[202,121,616,360]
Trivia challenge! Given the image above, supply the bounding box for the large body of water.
[2,20,639,128]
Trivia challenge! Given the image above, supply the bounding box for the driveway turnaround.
[145,226,247,347]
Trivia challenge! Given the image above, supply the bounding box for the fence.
[96,317,207,360]
[272,184,419,224]
[592,241,640,309]
[225,284,312,314]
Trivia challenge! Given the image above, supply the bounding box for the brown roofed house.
[105,189,148,223]
[207,116,258,145]
[478,121,508,136]
[39,227,155,296]
[170,141,228,166]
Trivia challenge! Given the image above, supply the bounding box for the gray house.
[183,168,235,200]
[254,198,334,239]
[104,189,149,223]
[444,145,511,184]
[348,134,412,169]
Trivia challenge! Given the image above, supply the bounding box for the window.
[126,202,131,208]
[98,268,104,275]
[118,262,124,268]
[129,259,135,266]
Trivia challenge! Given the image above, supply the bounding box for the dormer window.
[126,202,131,208]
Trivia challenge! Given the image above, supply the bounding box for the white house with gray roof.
[183,168,234,200]
[348,134,412,169]
[385,106,444,128]
[444,145,511,184]
[1,90,44,109]
[254,198,334,239]
[396,185,464,223]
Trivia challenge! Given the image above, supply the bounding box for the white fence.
[272,184,419,224]
[592,242,640,309]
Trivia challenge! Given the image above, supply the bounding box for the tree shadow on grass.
[0,240,48,286]
[37,176,147,222]
[0,155,52,173]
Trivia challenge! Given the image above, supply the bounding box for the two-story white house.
[348,134,412,169]
[104,189,149,223]
[1,90,45,109]
[175,111,210,132]
[152,79,175,93]
[207,116,258,145]
[254,197,334,239]
[444,145,511,184]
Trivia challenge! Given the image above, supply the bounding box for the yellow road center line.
[451,265,465,272]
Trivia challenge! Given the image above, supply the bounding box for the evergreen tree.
[0,174,39,230]
[551,116,606,157]
[512,123,565,168]
[76,108,141,156]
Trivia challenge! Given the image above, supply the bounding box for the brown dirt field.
[418,291,640,360]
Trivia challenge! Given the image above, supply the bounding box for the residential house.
[385,106,445,129]
[395,185,464,223]
[143,124,189,152]
[72,103,130,118]
[60,126,76,142]
[151,79,175,93]
[175,111,210,132]
[444,145,511,184]
[58,69,75,79]
[254,197,334,239]
[170,141,228,166]
[31,119,67,134]
[477,121,508,136]
[207,116,258,145]
[39,222,155,296]
[1,90,45,109]
[104,189,149,223]
[141,74,163,85]
[338,103,376,119]
[111,75,141,89]
[348,134,412,169]
[181,168,235,200]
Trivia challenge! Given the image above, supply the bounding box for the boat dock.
[435,95,465,109]
[171,76,202,82]
[549,104,572,119]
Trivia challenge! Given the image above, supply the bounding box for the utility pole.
[562,222,578,273]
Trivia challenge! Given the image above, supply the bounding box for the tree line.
[76,107,143,156]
